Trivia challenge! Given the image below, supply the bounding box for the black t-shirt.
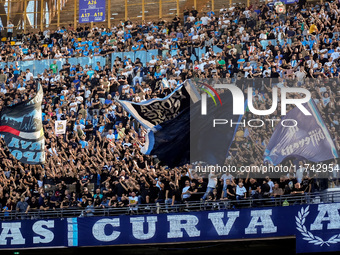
[158,189,165,200]
[114,182,127,197]
[63,63,71,73]
[301,178,311,192]
[149,185,160,200]
[196,181,207,194]
[91,77,100,87]
[189,187,200,201]
[92,98,100,109]
[250,181,259,192]
[96,87,106,99]
[278,180,286,190]
[82,192,93,201]
[64,176,77,185]
[179,175,190,190]
[287,178,297,189]
[226,184,236,198]
[22,173,33,184]
[173,188,182,202]
[29,199,40,210]
[271,71,280,78]
[109,82,118,93]
[117,74,126,85]
[261,183,270,195]
[68,141,78,149]
[85,123,93,136]
[104,187,115,198]
[291,186,304,195]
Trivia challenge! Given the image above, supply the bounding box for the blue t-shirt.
[154,71,162,79]
[13,66,20,74]
[87,70,95,79]
[79,140,88,148]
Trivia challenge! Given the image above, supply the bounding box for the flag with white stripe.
[0,83,45,164]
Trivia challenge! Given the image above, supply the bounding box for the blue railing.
[0,56,107,77]
[109,40,296,67]
[111,46,224,67]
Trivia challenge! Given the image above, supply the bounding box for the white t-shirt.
[26,72,33,81]
[268,180,275,193]
[106,133,115,140]
[7,23,14,33]
[259,33,267,40]
[236,185,247,196]
[149,59,157,67]
[76,96,84,104]
[128,196,138,210]
[69,102,78,112]
[182,186,191,199]
[192,34,199,40]
[201,16,210,25]
[295,71,306,81]
[187,16,195,22]
[243,10,251,18]
[122,84,130,94]
[220,174,234,187]
[207,174,217,188]
[146,35,154,41]
[85,89,92,99]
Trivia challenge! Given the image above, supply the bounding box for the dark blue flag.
[142,88,243,167]
[0,83,45,164]
[117,80,200,130]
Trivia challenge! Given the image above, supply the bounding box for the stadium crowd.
[0,0,339,216]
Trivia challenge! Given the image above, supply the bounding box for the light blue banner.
[146,49,159,63]
[135,51,146,65]
[0,56,107,77]
[123,51,135,63]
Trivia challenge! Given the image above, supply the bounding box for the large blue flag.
[264,99,338,165]
[141,87,243,167]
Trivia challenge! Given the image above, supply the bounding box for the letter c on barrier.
[92,218,120,242]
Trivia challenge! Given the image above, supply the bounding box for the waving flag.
[0,83,45,164]
[264,99,338,165]
[117,80,200,130]
[141,88,243,167]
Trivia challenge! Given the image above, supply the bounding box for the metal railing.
[1,189,339,221]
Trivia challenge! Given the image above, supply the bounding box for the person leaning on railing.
[272,183,284,198]
[236,181,247,201]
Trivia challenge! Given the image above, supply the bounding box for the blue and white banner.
[1,203,340,253]
[264,100,339,165]
[281,0,297,4]
[0,83,45,164]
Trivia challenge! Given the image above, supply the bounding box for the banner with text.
[79,0,106,23]
[1,203,340,253]
[0,84,45,164]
